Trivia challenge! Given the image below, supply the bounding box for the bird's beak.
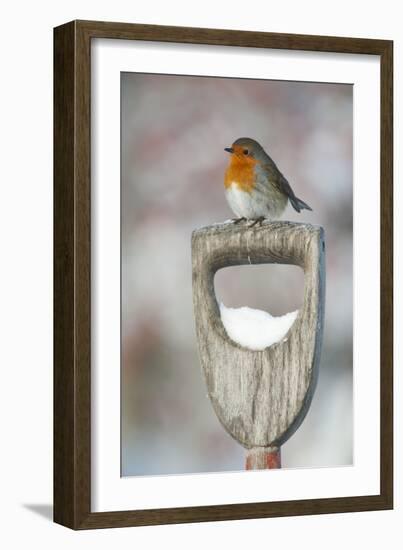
[224,147,234,154]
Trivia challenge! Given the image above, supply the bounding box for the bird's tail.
[290,196,312,213]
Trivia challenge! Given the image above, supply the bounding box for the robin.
[224,137,312,225]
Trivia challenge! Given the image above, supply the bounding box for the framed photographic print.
[54,20,393,529]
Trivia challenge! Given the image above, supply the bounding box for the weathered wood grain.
[192,221,325,450]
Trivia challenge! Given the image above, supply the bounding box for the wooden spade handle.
[192,221,325,454]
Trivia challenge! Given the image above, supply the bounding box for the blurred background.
[121,73,353,476]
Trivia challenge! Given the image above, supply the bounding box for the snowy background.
[121,73,353,476]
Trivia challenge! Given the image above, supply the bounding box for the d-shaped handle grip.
[192,221,325,450]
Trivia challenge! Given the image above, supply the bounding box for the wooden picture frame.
[54,20,393,529]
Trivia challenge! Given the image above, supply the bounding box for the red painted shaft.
[245,447,281,470]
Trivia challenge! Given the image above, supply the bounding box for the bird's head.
[224,137,266,164]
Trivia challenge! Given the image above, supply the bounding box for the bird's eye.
[243,149,249,155]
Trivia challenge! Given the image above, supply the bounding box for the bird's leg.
[232,217,247,224]
[249,216,265,227]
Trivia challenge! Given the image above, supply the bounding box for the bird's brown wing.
[256,152,313,213]
[259,159,311,213]
[260,159,297,201]
[275,173,298,201]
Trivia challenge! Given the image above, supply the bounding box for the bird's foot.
[232,217,247,224]
[249,216,266,228]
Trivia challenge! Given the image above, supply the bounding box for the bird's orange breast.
[224,155,258,192]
